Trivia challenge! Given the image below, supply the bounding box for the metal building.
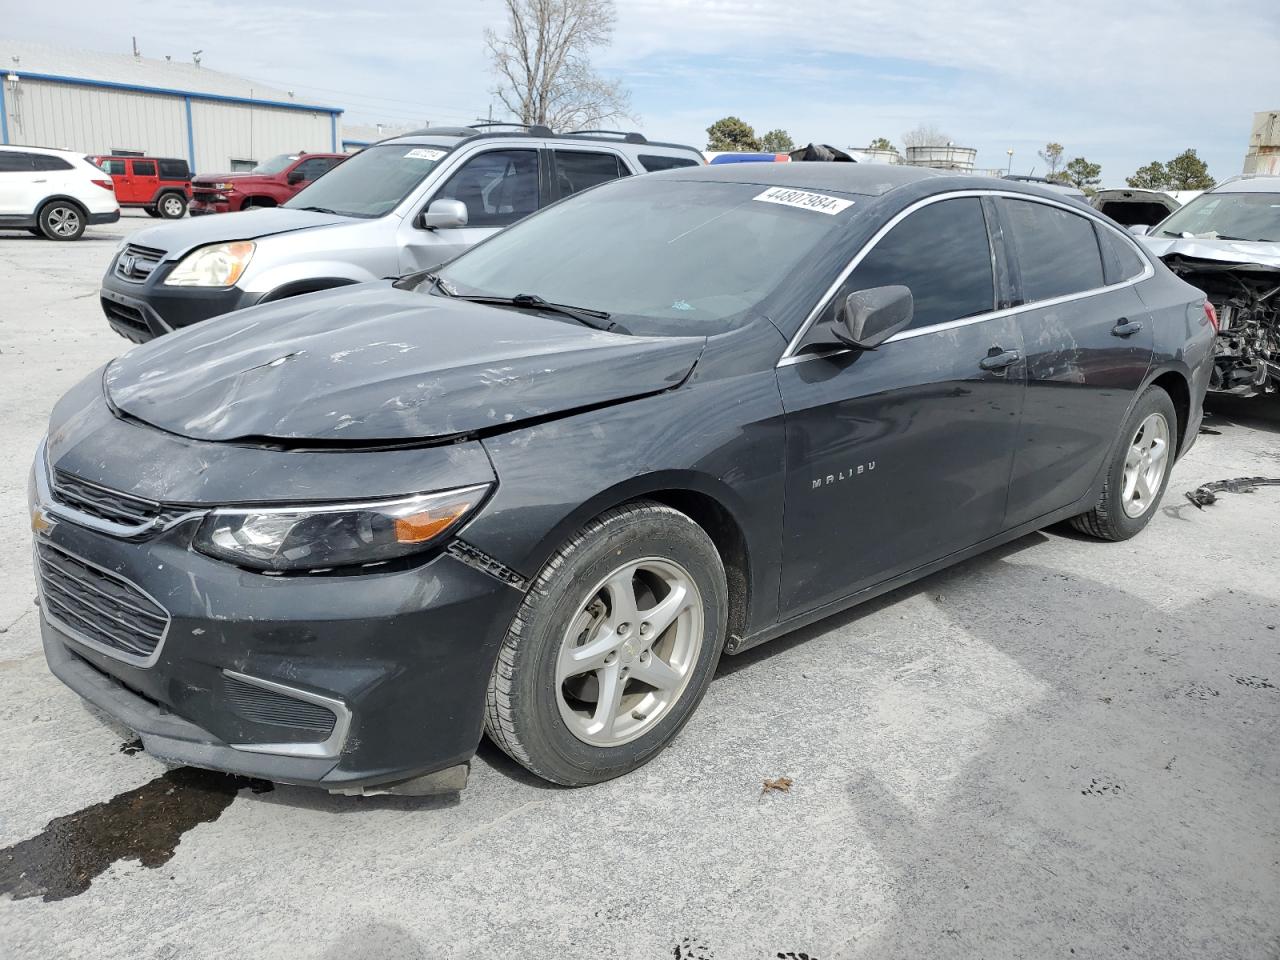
[1244,110,1280,176]
[0,41,342,174]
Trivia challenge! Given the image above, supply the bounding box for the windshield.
[252,154,300,175]
[283,143,451,218]
[434,178,858,335]
[1154,191,1280,242]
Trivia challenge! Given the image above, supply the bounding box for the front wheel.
[37,201,85,240]
[485,501,727,785]
[1071,385,1178,540]
[158,193,187,218]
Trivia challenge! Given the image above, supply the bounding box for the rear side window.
[1003,198,1105,303]
[553,150,626,197]
[1095,225,1148,285]
[842,197,995,331]
[131,160,157,177]
[31,154,74,171]
[99,158,126,175]
[0,152,36,172]
[157,159,191,180]
[639,154,700,172]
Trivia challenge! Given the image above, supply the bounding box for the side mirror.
[420,199,468,230]
[1127,224,1150,236]
[287,169,305,184]
[831,285,914,350]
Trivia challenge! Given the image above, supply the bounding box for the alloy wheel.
[1121,412,1170,518]
[162,196,184,217]
[556,557,704,747]
[48,206,81,237]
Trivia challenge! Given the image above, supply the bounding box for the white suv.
[0,146,121,240]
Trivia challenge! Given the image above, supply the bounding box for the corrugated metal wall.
[0,79,335,174]
[188,101,332,172]
[4,79,187,157]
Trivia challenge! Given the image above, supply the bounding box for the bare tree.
[486,0,633,131]
[902,123,953,148]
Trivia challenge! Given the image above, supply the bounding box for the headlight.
[164,241,256,287]
[213,182,235,191]
[193,484,490,572]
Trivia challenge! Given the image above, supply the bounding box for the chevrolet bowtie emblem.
[31,506,57,536]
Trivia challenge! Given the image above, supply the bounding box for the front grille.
[223,676,337,735]
[37,542,169,660]
[114,243,165,282]
[100,297,151,337]
[53,471,163,525]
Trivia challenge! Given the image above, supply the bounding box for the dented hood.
[104,284,705,443]
[1140,235,1280,270]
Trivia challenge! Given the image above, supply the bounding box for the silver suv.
[99,125,703,341]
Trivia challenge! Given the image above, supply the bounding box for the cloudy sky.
[7,0,1279,185]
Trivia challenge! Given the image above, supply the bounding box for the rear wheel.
[1071,385,1177,540]
[157,192,187,219]
[37,201,85,241]
[485,501,727,785]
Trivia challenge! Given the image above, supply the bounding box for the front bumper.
[100,256,262,341]
[189,198,235,216]
[30,422,519,792]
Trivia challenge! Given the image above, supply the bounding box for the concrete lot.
[1,215,1277,959]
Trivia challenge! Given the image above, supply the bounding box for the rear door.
[776,194,1026,616]
[288,156,341,190]
[398,145,545,273]
[0,151,38,214]
[127,159,158,204]
[549,149,630,199]
[996,196,1154,527]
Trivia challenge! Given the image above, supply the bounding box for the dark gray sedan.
[30,164,1215,794]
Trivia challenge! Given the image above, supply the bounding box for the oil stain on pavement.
[0,767,271,902]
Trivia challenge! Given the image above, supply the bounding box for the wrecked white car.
[1139,176,1280,397]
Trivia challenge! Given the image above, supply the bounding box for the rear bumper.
[88,210,122,225]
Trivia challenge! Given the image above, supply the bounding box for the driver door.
[398,146,547,274]
[776,195,1026,617]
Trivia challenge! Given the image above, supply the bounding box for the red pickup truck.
[189,152,347,215]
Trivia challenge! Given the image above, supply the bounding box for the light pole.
[1006,148,1014,175]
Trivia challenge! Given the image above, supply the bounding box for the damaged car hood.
[1140,236,1280,270]
[104,285,705,443]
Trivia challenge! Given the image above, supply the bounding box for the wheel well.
[259,278,358,303]
[38,195,87,217]
[1151,371,1190,453]
[242,196,276,208]
[642,489,751,647]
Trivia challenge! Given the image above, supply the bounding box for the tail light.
[91,179,115,191]
[1203,301,1219,332]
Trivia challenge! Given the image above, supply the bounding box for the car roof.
[380,127,703,156]
[1213,175,1280,193]
[647,161,955,196]
[0,144,79,156]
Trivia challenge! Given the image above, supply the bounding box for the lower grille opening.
[101,298,150,335]
[222,675,337,736]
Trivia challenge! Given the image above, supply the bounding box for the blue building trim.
[9,71,344,116]
[183,96,197,170]
[0,84,8,144]
[330,113,337,152]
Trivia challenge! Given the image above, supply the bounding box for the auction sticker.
[405,148,446,161]
[753,187,854,215]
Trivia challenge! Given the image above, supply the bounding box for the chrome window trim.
[35,541,173,669]
[777,189,1156,368]
[224,671,352,760]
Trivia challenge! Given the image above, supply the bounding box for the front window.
[251,154,300,175]
[1154,191,1280,242]
[283,143,451,219]
[434,178,860,335]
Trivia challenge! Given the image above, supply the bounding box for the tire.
[37,200,86,241]
[241,198,274,210]
[485,501,727,786]
[143,206,161,218]
[157,193,187,219]
[1071,385,1178,541]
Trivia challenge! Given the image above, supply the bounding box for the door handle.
[1111,319,1143,337]
[979,349,1020,372]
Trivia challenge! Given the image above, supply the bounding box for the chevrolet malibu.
[31,164,1215,795]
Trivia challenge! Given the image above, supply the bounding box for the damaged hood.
[104,285,705,443]
[128,208,352,259]
[1140,235,1280,271]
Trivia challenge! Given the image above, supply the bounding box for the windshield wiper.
[294,205,345,215]
[454,292,628,333]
